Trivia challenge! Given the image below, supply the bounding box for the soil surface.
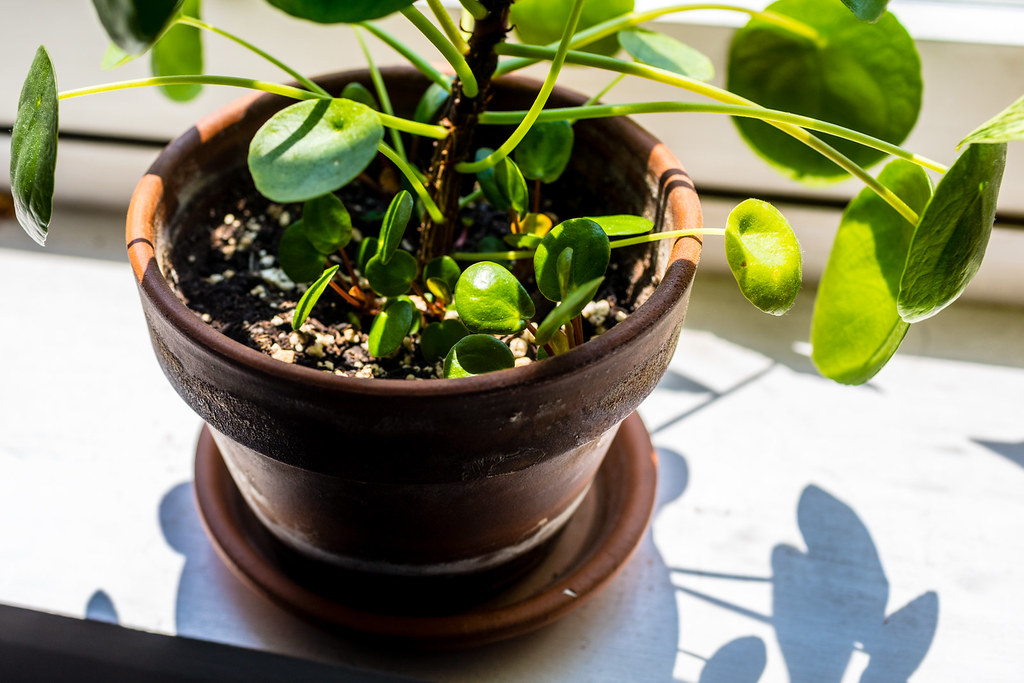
[165,166,654,379]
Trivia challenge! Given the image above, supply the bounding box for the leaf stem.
[610,228,725,249]
[452,250,535,261]
[58,75,319,101]
[427,0,471,54]
[583,74,626,108]
[355,27,407,162]
[496,44,921,225]
[458,0,489,21]
[480,102,948,174]
[379,143,445,224]
[458,187,485,209]
[177,15,329,97]
[454,0,587,174]
[377,112,449,139]
[495,3,821,76]
[400,5,479,97]
[357,22,451,90]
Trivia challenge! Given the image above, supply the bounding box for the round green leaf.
[265,0,415,23]
[510,0,634,56]
[618,28,714,81]
[248,98,383,203]
[454,262,536,335]
[421,319,471,362]
[534,277,604,346]
[897,143,1007,323]
[92,0,183,55]
[413,81,451,124]
[584,214,653,237]
[151,0,202,102]
[364,250,417,297]
[475,149,529,217]
[534,218,610,302]
[302,193,352,254]
[10,46,59,246]
[292,265,340,331]
[424,255,461,293]
[515,120,574,183]
[340,82,379,110]
[443,334,515,378]
[356,236,379,272]
[378,191,414,265]
[727,0,921,182]
[367,299,415,357]
[811,160,931,384]
[277,220,324,283]
[725,199,802,316]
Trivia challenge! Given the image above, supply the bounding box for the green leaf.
[426,278,452,305]
[421,318,471,362]
[248,98,383,203]
[265,0,416,23]
[960,95,1024,148]
[811,160,931,384]
[454,262,536,335]
[839,0,888,23]
[424,255,461,293]
[378,190,414,265]
[727,0,921,182]
[556,247,574,300]
[514,120,574,183]
[534,276,604,346]
[302,193,352,254]
[897,143,1007,323]
[367,299,415,357]
[413,81,451,124]
[101,43,136,70]
[725,199,802,315]
[534,218,610,302]
[340,82,379,110]
[277,220,325,283]
[584,214,653,236]
[503,233,544,250]
[395,294,422,335]
[356,236,379,272]
[443,334,515,378]
[510,0,635,57]
[618,28,714,81]
[151,0,202,101]
[364,250,417,297]
[10,46,59,247]
[91,0,183,56]
[292,265,339,330]
[475,148,529,216]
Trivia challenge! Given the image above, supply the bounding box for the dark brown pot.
[126,68,702,597]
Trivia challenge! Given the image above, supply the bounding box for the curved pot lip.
[126,68,703,399]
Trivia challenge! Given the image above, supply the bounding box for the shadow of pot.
[125,68,702,605]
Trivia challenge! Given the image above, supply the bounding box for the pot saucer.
[193,412,657,649]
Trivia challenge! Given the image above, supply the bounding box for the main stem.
[418,1,511,262]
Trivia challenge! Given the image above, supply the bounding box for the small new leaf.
[515,120,574,183]
[378,190,414,265]
[364,250,417,297]
[534,277,604,346]
[424,255,461,293]
[421,319,471,362]
[725,199,802,315]
[302,193,352,254]
[413,81,452,124]
[10,46,59,246]
[277,220,324,283]
[292,265,339,331]
[534,218,610,302]
[443,334,516,378]
[454,262,535,335]
[367,299,415,357]
[340,82,379,110]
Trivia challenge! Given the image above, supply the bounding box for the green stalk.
[479,102,948,174]
[427,0,470,54]
[582,74,626,108]
[357,22,450,90]
[401,5,478,97]
[58,75,319,101]
[452,249,535,261]
[458,0,489,21]
[496,44,922,225]
[379,143,445,224]
[355,27,407,161]
[454,0,586,174]
[610,228,725,249]
[377,113,449,140]
[495,3,822,76]
[177,15,329,97]
[458,187,485,209]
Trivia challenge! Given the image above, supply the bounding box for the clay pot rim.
[126,67,702,398]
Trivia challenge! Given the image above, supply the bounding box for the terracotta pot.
[126,68,702,597]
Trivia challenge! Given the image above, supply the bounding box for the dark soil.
[165,164,651,379]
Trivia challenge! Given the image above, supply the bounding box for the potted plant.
[7,0,1022,642]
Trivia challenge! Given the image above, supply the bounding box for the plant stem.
[496,44,921,225]
[401,5,479,98]
[427,0,471,54]
[58,75,319,101]
[458,188,484,209]
[611,228,725,249]
[357,22,451,90]
[177,15,329,97]
[379,143,445,223]
[452,249,534,261]
[329,280,363,308]
[376,113,449,139]
[355,27,407,161]
[480,102,948,174]
[455,0,587,174]
[458,0,489,21]
[582,74,626,107]
[495,3,821,76]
